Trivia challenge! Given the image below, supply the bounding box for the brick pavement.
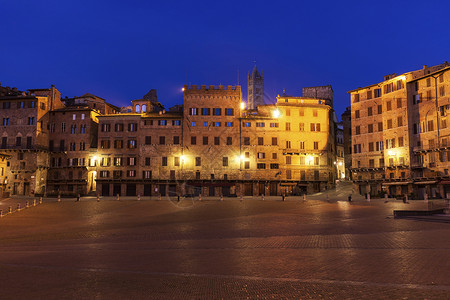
[0,199,449,299]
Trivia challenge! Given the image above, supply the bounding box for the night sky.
[1,0,450,118]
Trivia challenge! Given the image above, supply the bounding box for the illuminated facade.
[349,62,450,198]
[95,85,337,197]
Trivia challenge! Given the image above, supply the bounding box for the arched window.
[142,104,147,112]
[135,104,141,113]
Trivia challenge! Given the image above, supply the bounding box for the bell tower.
[247,65,264,110]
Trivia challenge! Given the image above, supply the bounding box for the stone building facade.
[341,107,352,180]
[0,84,64,196]
[349,62,450,198]
[46,107,100,195]
[95,85,337,197]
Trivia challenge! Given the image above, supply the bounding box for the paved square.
[0,198,449,299]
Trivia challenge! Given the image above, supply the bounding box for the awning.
[438,180,450,185]
[382,182,412,186]
[413,181,437,185]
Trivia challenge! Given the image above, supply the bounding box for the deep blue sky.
[1,0,450,119]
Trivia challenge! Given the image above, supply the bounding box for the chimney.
[423,65,427,69]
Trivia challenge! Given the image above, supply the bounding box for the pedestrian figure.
[76,193,80,202]
[282,194,285,201]
[177,195,180,203]
[348,194,352,202]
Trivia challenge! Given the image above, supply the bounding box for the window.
[397,116,403,127]
[299,109,304,116]
[428,120,434,131]
[145,136,151,145]
[368,107,372,116]
[369,142,374,152]
[2,118,9,126]
[204,122,208,127]
[203,136,208,145]
[213,122,221,127]
[223,157,228,167]
[397,98,402,108]
[355,126,360,135]
[226,137,232,145]
[189,108,198,115]
[374,88,381,98]
[310,123,320,132]
[214,137,220,145]
[213,108,221,115]
[162,157,168,166]
[299,141,305,150]
[158,120,167,126]
[72,114,76,120]
[272,153,277,159]
[101,123,110,132]
[225,122,233,127]
[195,157,201,166]
[16,136,21,147]
[225,108,234,116]
[79,142,85,151]
[257,163,266,169]
[258,137,263,145]
[270,123,279,128]
[114,157,122,166]
[368,124,373,133]
[257,152,265,159]
[378,122,383,131]
[145,157,151,166]
[427,77,431,87]
[100,171,109,178]
[114,140,123,149]
[128,140,137,148]
[244,137,250,145]
[413,94,422,104]
[367,90,372,99]
[440,86,445,97]
[286,156,291,165]
[286,140,291,149]
[426,90,432,100]
[173,120,180,126]
[398,137,404,147]
[353,144,361,153]
[387,119,392,129]
[80,125,87,134]
[377,105,382,114]
[127,157,136,166]
[386,138,395,149]
[386,101,392,111]
[285,122,291,131]
[201,108,210,115]
[191,136,196,145]
[272,137,277,146]
[101,140,110,149]
[270,163,279,169]
[256,122,265,127]
[192,121,196,127]
[314,141,319,150]
[243,122,251,127]
[174,157,180,167]
[127,170,136,177]
[314,157,319,165]
[128,123,137,132]
[28,117,35,125]
[355,110,360,119]
[353,94,360,103]
[173,136,180,144]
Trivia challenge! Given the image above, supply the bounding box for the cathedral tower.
[247,65,264,110]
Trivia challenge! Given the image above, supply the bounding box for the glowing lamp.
[240,102,246,110]
[272,109,281,118]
